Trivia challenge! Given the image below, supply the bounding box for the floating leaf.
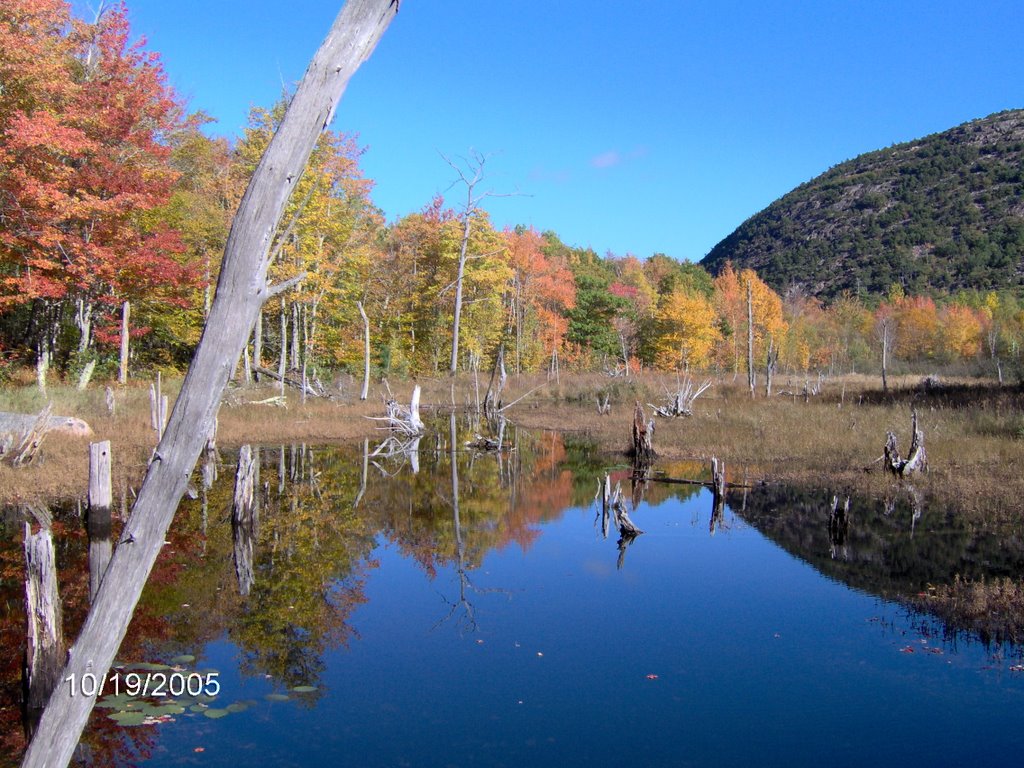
[265,693,290,702]
[203,708,230,719]
[128,662,171,672]
[109,711,148,726]
[291,685,318,693]
[170,654,196,665]
[189,704,207,713]
[150,704,186,716]
[225,702,249,713]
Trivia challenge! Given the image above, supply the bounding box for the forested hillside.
[702,110,1024,298]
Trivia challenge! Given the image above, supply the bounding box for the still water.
[6,421,1024,766]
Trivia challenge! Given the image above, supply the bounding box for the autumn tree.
[0,1,194,377]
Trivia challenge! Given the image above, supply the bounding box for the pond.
[4,417,1024,767]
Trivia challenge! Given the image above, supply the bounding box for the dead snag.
[650,376,712,418]
[596,392,611,415]
[630,401,656,465]
[23,519,64,736]
[483,344,506,417]
[884,409,927,477]
[372,384,425,436]
[609,480,644,537]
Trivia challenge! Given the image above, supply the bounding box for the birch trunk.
[21,5,397,765]
[118,301,130,385]
[358,301,370,400]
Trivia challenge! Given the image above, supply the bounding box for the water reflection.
[3,424,1024,766]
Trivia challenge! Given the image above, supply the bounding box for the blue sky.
[93,0,1023,263]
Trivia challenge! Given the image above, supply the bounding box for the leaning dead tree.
[650,376,712,418]
[22,5,399,767]
[884,409,927,477]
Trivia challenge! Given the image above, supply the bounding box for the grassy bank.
[2,372,1023,523]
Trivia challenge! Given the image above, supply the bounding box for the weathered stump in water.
[629,402,656,466]
[87,442,113,603]
[23,521,65,735]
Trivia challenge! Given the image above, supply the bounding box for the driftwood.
[370,384,425,436]
[884,409,927,477]
[0,408,93,452]
[20,5,399,767]
[629,401,656,465]
[649,377,711,418]
[253,365,324,397]
[2,405,57,467]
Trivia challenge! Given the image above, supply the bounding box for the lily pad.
[291,685,318,693]
[202,708,230,719]
[169,654,196,665]
[150,704,186,716]
[225,702,249,713]
[189,704,208,713]
[128,662,171,672]
[264,693,290,702]
[109,711,148,726]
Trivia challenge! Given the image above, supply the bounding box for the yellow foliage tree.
[653,288,720,371]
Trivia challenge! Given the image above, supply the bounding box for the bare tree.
[441,151,513,375]
[21,4,398,767]
[874,311,896,394]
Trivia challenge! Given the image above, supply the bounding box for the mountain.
[701,110,1024,298]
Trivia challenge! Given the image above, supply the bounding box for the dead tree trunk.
[118,301,130,385]
[630,401,656,465]
[747,280,755,398]
[884,409,927,477]
[710,457,726,534]
[23,521,64,737]
[21,5,398,766]
[483,343,506,416]
[357,300,370,400]
[765,335,778,398]
[87,442,113,603]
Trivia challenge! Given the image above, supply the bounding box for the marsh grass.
[2,372,1023,522]
[915,576,1024,646]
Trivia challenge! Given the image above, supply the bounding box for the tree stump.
[630,402,656,465]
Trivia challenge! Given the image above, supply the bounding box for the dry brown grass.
[913,576,1024,645]
[3,372,1024,523]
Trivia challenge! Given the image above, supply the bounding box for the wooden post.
[23,521,64,735]
[118,300,130,385]
[21,4,398,766]
[87,442,113,603]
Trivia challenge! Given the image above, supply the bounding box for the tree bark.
[23,522,64,736]
[87,442,113,603]
[20,5,398,766]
